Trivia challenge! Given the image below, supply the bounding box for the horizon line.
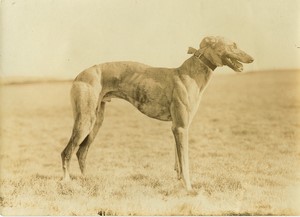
[1,68,299,86]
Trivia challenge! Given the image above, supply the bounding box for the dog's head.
[189,36,254,72]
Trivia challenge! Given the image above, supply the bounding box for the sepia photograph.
[1,0,300,215]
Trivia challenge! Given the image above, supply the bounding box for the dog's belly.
[134,101,172,121]
[104,90,172,121]
[104,80,172,121]
[100,62,174,121]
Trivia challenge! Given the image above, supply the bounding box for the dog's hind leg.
[76,101,106,175]
[61,82,99,181]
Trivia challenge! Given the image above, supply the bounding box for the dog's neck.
[193,52,217,71]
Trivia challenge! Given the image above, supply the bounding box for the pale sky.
[1,0,300,78]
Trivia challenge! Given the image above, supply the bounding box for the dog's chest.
[175,71,212,121]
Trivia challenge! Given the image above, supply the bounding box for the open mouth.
[223,57,243,72]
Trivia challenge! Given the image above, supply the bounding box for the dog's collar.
[194,53,217,71]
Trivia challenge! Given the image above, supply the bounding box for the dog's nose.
[246,55,254,63]
[244,54,254,63]
[249,57,254,63]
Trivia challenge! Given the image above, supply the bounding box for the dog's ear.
[200,36,217,49]
[187,47,197,54]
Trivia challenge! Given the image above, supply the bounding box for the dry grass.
[1,70,300,215]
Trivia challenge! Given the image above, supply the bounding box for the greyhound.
[61,36,253,191]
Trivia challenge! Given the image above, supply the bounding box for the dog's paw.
[187,189,198,196]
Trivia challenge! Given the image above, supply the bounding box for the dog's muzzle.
[223,50,254,72]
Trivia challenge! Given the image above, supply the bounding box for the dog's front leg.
[170,102,192,192]
[171,126,192,191]
[174,142,180,179]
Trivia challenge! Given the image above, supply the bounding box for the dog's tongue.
[225,58,244,72]
[234,61,244,72]
[234,60,243,71]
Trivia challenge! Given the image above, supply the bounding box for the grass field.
[1,70,300,215]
